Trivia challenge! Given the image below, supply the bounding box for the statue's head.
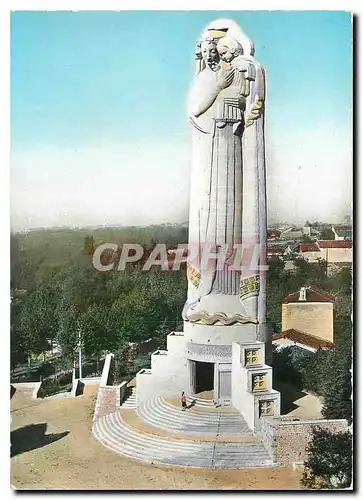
[200,40,220,71]
[217,36,243,63]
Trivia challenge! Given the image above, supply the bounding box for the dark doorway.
[195,361,214,394]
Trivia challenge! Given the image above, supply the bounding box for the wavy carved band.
[186,311,259,325]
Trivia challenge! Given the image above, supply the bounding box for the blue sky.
[11,11,352,230]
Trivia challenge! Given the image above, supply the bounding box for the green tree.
[79,304,116,369]
[299,348,332,396]
[10,297,28,369]
[154,318,171,350]
[83,235,95,256]
[272,346,302,389]
[56,265,114,355]
[114,343,139,382]
[57,302,79,359]
[19,284,59,359]
[322,343,352,424]
[302,234,313,243]
[301,427,352,489]
[320,227,335,240]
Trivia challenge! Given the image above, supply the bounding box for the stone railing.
[94,354,116,421]
[99,353,115,387]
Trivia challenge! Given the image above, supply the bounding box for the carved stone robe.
[184,57,267,326]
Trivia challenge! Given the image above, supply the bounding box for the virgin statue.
[183,19,267,329]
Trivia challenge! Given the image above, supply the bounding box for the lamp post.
[77,329,83,380]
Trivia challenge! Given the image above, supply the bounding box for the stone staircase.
[120,387,136,409]
[92,409,275,469]
[137,397,252,435]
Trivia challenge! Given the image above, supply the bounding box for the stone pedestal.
[135,329,280,432]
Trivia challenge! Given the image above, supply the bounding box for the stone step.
[92,411,275,469]
[94,417,273,469]
[111,411,259,454]
[137,408,241,429]
[159,398,242,418]
[135,397,253,436]
[143,397,249,422]
[137,409,247,430]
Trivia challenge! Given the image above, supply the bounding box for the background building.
[279,286,335,345]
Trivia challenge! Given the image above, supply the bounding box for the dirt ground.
[10,386,304,491]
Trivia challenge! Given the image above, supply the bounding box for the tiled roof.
[272,329,334,349]
[318,240,352,249]
[281,286,335,304]
[298,243,320,252]
[268,230,281,237]
[267,248,284,255]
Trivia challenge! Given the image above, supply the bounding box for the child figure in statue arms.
[217,34,257,84]
[216,34,263,132]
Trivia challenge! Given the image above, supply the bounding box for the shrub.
[301,427,353,489]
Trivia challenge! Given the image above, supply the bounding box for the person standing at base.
[181,391,187,411]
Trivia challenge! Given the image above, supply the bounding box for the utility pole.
[78,329,83,380]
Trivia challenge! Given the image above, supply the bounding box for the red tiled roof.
[267,248,284,255]
[268,230,281,238]
[272,329,334,349]
[298,243,320,252]
[281,286,335,304]
[318,240,352,249]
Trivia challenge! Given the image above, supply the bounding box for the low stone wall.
[259,417,277,460]
[12,381,42,399]
[99,353,114,387]
[260,417,349,465]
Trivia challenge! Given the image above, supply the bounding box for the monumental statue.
[136,19,280,425]
[183,19,267,332]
